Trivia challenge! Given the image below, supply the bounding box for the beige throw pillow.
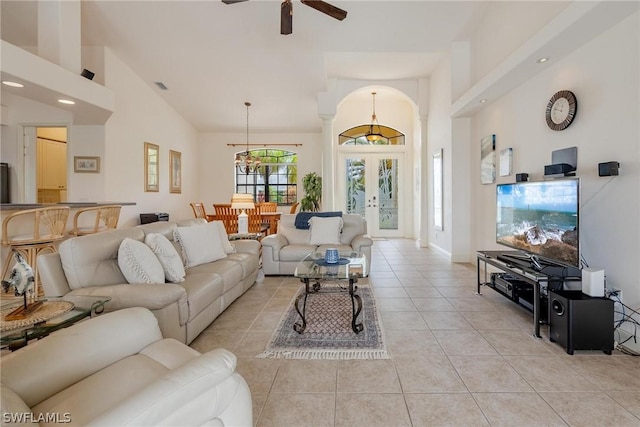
[308,216,343,245]
[118,237,165,284]
[212,221,236,254]
[174,222,227,268]
[145,233,186,283]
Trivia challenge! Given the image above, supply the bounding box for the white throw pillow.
[213,220,236,254]
[308,216,343,245]
[144,233,186,283]
[118,237,165,284]
[174,222,227,268]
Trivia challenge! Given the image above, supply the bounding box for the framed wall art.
[480,134,496,184]
[144,142,159,192]
[73,156,100,173]
[169,150,182,194]
[499,147,513,177]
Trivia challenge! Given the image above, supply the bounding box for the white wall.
[102,48,200,226]
[198,131,322,211]
[470,14,640,308]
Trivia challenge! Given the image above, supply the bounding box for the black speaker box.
[598,161,619,176]
[140,212,169,224]
[548,290,613,355]
[81,69,95,80]
[544,163,575,176]
[515,173,528,182]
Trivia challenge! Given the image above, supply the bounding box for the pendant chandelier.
[235,101,261,174]
[365,92,383,142]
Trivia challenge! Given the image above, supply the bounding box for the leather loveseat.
[260,213,373,275]
[0,307,252,426]
[37,219,259,345]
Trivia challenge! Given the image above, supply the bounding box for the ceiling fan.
[222,0,348,35]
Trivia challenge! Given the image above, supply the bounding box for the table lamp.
[231,193,255,234]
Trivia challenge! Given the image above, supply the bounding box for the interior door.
[341,153,403,237]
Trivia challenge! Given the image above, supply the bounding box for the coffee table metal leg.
[350,278,363,333]
[294,279,310,333]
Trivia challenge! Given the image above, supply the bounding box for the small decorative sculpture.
[2,251,42,320]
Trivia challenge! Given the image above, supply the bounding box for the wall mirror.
[144,142,159,192]
[433,148,443,231]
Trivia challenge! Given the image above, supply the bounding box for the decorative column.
[38,0,81,73]
[320,114,335,211]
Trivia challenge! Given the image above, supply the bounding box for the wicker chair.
[190,202,214,221]
[1,206,70,297]
[70,205,122,236]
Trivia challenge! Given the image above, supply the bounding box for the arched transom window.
[339,125,405,145]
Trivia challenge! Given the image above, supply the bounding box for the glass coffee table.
[0,295,111,351]
[293,251,368,334]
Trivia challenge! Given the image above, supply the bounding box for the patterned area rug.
[257,283,388,360]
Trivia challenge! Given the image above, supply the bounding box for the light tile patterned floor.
[190,239,640,427]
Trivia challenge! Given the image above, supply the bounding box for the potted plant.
[300,172,322,212]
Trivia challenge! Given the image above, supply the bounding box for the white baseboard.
[428,243,451,259]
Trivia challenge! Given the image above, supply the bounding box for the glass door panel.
[345,158,365,216]
[378,158,398,230]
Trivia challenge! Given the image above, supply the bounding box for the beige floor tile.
[271,360,338,393]
[262,297,292,312]
[411,297,456,312]
[446,296,498,311]
[421,311,474,330]
[368,271,397,279]
[449,355,533,392]
[336,359,401,393]
[207,310,257,331]
[235,356,281,394]
[375,297,417,312]
[257,393,335,427]
[432,330,499,355]
[233,330,273,357]
[272,287,298,299]
[189,330,243,353]
[394,270,425,279]
[372,287,409,298]
[473,392,567,426]
[570,355,640,391]
[398,277,434,287]
[405,393,490,426]
[385,329,444,358]
[369,278,402,287]
[249,311,285,332]
[395,354,467,393]
[540,392,640,426]
[461,310,528,330]
[435,286,478,298]
[224,297,269,315]
[335,393,411,427]
[507,355,600,392]
[251,391,268,427]
[404,286,443,297]
[380,311,429,330]
[479,329,554,355]
[608,392,640,418]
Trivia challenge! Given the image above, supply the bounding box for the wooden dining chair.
[190,202,214,221]
[258,202,278,213]
[289,202,300,214]
[247,205,269,235]
[2,206,70,298]
[71,205,122,236]
[213,204,239,234]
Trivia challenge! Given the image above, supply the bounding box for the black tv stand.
[477,250,581,338]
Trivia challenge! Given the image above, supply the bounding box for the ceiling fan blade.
[221,0,249,4]
[300,0,347,21]
[281,0,293,35]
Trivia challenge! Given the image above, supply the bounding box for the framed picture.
[499,147,513,177]
[74,156,100,173]
[480,134,496,184]
[169,150,181,194]
[433,148,443,231]
[144,142,159,192]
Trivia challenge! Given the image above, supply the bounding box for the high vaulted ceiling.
[1,1,490,132]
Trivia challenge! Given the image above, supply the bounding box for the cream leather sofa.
[0,307,252,426]
[260,213,373,275]
[37,219,259,344]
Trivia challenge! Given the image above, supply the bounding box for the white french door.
[338,152,404,237]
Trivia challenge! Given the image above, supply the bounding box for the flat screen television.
[496,178,580,268]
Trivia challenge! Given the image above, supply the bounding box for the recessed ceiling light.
[537,57,549,63]
[58,99,75,105]
[479,99,488,103]
[2,81,24,88]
